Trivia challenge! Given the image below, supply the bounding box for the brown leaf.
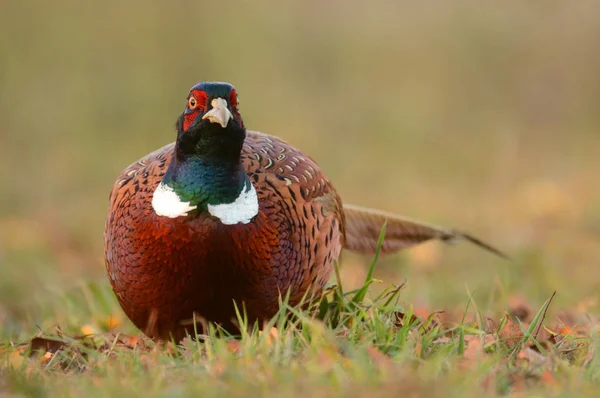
[102,316,121,330]
[29,337,67,355]
[123,335,140,348]
[395,311,420,328]
[463,336,484,362]
[80,324,97,336]
[508,294,534,323]
[413,307,432,320]
[8,348,25,369]
[498,316,524,350]
[526,326,555,353]
[463,334,495,362]
[39,351,54,365]
[516,347,548,368]
[395,308,442,334]
[558,326,588,338]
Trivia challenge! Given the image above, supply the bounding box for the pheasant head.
[152,82,258,224]
[176,81,245,160]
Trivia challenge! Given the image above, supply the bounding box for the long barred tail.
[342,204,507,258]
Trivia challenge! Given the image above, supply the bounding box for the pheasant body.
[106,130,344,339]
[105,81,504,340]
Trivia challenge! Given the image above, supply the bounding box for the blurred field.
[1,0,600,394]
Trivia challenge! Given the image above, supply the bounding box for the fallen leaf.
[395,308,441,334]
[8,349,25,369]
[516,347,548,368]
[102,316,121,330]
[498,316,524,350]
[508,294,534,323]
[29,337,67,355]
[395,311,420,329]
[463,336,484,361]
[80,324,97,336]
[122,335,140,348]
[558,326,588,338]
[39,351,54,365]
[463,334,495,362]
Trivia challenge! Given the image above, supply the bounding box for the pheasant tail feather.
[342,204,507,258]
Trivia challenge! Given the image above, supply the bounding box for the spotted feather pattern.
[105,131,344,339]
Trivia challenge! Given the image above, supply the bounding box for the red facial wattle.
[182,88,243,131]
[229,89,244,129]
[183,90,207,131]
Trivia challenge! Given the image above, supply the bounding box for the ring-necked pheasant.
[104,81,504,340]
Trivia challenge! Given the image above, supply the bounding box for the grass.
[2,232,598,397]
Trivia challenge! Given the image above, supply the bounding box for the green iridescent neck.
[162,155,248,211]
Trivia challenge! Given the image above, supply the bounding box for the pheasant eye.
[188,97,198,109]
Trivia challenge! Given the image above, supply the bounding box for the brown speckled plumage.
[104,82,504,340]
[105,131,344,339]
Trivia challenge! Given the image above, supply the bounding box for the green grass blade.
[352,221,387,305]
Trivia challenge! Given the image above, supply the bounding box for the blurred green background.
[1,0,599,338]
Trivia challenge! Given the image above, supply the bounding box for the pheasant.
[104,81,503,340]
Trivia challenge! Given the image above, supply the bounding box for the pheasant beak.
[202,97,233,128]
